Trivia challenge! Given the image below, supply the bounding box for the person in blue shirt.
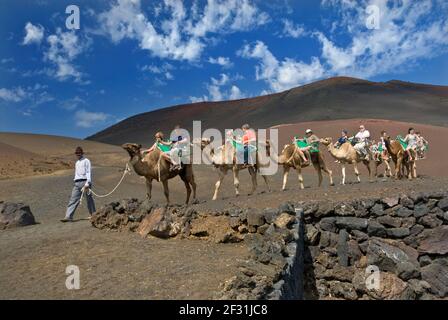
[335,130,349,148]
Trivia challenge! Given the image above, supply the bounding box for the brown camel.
[278,143,334,190]
[320,138,372,185]
[370,150,392,178]
[199,138,272,200]
[122,143,197,204]
[383,137,416,179]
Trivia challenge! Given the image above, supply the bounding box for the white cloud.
[44,28,89,83]
[75,109,111,128]
[0,87,27,102]
[60,96,86,110]
[239,41,325,92]
[141,62,175,80]
[23,22,44,45]
[208,56,233,67]
[98,0,269,62]
[190,73,245,102]
[316,0,448,78]
[240,1,448,92]
[0,85,54,113]
[282,19,306,38]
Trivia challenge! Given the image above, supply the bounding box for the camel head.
[122,143,142,157]
[320,137,333,146]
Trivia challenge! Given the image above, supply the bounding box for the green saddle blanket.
[396,136,408,149]
[295,137,319,153]
[157,142,172,153]
[232,140,257,151]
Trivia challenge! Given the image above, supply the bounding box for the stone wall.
[300,191,448,300]
[91,200,306,300]
[90,190,448,300]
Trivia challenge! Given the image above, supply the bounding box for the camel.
[199,138,272,200]
[320,138,372,185]
[122,143,197,204]
[278,143,334,190]
[370,144,392,178]
[373,154,392,178]
[383,137,416,179]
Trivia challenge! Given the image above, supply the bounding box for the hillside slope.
[87,77,448,146]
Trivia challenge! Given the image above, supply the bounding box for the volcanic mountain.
[87,77,448,146]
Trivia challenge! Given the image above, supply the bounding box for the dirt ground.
[1,161,447,299]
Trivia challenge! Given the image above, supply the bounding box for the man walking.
[61,147,96,222]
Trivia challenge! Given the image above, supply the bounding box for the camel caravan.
[121,123,429,204]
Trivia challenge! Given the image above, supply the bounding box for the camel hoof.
[330,183,335,186]
[191,199,199,204]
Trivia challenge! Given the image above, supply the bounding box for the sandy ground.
[1,162,448,299]
[0,119,447,299]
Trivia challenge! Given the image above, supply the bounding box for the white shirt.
[74,157,92,184]
[355,130,370,142]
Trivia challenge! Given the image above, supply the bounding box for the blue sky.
[1,0,447,138]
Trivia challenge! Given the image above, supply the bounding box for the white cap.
[305,129,312,134]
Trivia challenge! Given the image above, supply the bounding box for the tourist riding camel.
[372,130,392,178]
[353,125,371,160]
[321,137,372,184]
[122,142,197,204]
[416,131,429,160]
[383,136,416,180]
[279,130,334,190]
[403,127,418,161]
[198,132,272,201]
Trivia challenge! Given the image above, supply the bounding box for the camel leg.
[320,163,334,186]
[179,173,192,204]
[363,160,372,182]
[385,161,391,177]
[248,166,257,195]
[261,175,271,192]
[282,165,290,191]
[145,178,152,201]
[413,162,417,179]
[296,167,304,190]
[185,166,197,201]
[353,162,361,183]
[233,167,241,197]
[374,161,379,178]
[161,179,170,204]
[312,162,323,187]
[212,168,227,201]
[341,165,346,185]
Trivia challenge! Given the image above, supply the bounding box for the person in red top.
[242,124,256,165]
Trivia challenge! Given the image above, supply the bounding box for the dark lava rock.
[0,202,36,229]
[319,217,337,232]
[418,255,432,267]
[418,226,448,255]
[400,196,414,209]
[278,202,295,215]
[386,227,410,239]
[437,197,448,211]
[337,230,349,267]
[335,217,368,231]
[262,208,279,224]
[351,230,369,242]
[409,224,425,236]
[370,203,385,216]
[395,207,414,218]
[377,216,401,228]
[421,260,448,298]
[418,214,443,229]
[315,201,335,218]
[367,238,419,273]
[367,220,387,237]
[413,204,430,218]
[396,261,420,281]
[319,231,339,248]
[246,210,265,227]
